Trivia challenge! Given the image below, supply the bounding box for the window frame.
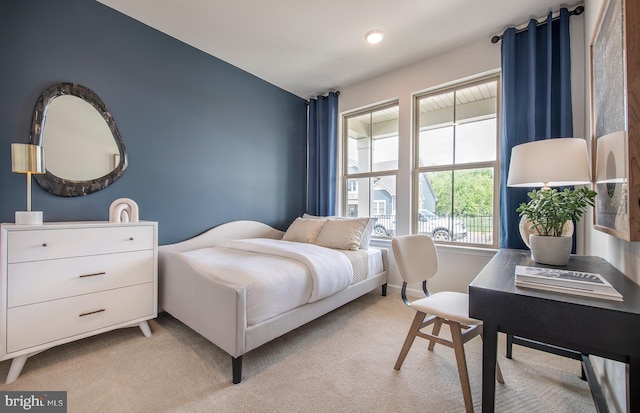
[412,74,501,247]
[341,100,399,227]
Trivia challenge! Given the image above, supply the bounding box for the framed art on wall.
[590,0,640,241]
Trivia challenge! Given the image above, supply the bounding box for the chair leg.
[496,358,505,384]
[428,318,443,351]
[394,311,425,370]
[450,321,474,413]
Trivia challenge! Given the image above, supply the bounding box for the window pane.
[346,177,368,217]
[418,169,493,244]
[453,168,494,215]
[419,171,452,217]
[346,112,371,174]
[418,126,454,166]
[453,168,494,245]
[455,82,497,121]
[454,80,498,164]
[347,175,397,237]
[418,91,455,127]
[373,135,398,171]
[455,119,497,164]
[417,91,454,167]
[346,105,398,174]
[417,171,462,241]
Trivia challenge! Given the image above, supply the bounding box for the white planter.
[529,234,572,266]
[518,216,573,247]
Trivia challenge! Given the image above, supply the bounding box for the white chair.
[392,234,503,413]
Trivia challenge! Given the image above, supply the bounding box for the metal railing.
[371,214,494,245]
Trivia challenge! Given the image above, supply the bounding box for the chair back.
[391,234,439,284]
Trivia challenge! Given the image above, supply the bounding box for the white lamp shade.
[507,138,591,187]
[11,143,45,174]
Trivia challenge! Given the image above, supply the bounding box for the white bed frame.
[158,220,388,383]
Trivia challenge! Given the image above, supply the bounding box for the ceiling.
[96,0,578,99]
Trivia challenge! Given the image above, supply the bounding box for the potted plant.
[516,187,597,265]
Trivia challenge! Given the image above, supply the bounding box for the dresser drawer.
[8,250,155,308]
[6,283,155,354]
[7,225,154,263]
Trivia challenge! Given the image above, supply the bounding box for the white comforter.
[180,238,354,325]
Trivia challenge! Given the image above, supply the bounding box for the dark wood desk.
[469,249,640,412]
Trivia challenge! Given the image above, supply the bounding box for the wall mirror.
[29,82,127,197]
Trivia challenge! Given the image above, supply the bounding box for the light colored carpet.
[0,292,594,412]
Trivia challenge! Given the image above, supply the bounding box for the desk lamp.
[507,138,592,246]
[12,143,45,225]
[507,138,591,190]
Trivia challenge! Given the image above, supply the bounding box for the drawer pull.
[129,237,134,241]
[42,243,47,247]
[79,271,106,278]
[79,309,106,317]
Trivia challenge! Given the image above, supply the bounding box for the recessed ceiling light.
[365,30,384,45]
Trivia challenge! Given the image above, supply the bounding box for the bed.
[158,219,388,383]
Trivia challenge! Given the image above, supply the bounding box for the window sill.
[370,237,498,258]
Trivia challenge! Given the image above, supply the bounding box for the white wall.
[584,1,638,411]
[345,5,632,409]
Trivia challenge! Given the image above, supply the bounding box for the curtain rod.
[490,5,584,44]
[306,91,340,104]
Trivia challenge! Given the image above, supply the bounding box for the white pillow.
[359,217,377,249]
[303,214,377,249]
[313,217,370,251]
[282,218,326,243]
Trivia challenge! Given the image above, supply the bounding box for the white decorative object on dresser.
[0,221,158,384]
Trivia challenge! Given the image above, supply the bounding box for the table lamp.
[507,138,592,246]
[12,143,45,225]
[507,138,591,189]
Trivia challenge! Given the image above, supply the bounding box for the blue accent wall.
[0,0,307,244]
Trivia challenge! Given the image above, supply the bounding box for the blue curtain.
[499,8,573,249]
[307,92,339,216]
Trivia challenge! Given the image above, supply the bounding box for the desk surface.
[471,249,640,317]
[469,249,640,412]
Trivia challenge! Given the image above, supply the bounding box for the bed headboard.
[160,220,284,253]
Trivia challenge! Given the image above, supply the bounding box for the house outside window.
[414,75,499,246]
[343,102,398,237]
[373,200,386,216]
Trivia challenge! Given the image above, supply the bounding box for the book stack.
[514,265,623,301]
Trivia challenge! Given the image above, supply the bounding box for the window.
[340,75,499,245]
[414,75,499,246]
[373,200,386,215]
[343,102,398,237]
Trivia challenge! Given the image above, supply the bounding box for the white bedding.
[340,248,385,284]
[181,238,378,326]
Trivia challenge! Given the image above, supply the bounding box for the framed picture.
[590,0,640,241]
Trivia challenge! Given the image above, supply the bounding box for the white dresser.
[0,221,158,384]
